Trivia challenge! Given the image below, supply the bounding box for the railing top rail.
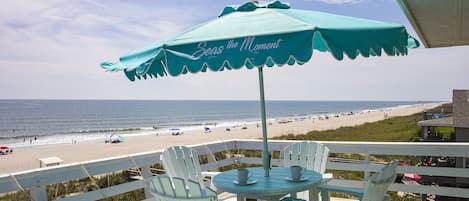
[237,139,469,157]
[246,139,469,146]
[2,139,468,179]
[0,139,236,178]
[1,139,468,197]
[0,140,237,193]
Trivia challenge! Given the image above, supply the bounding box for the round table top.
[212,167,322,198]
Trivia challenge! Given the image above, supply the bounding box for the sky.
[0,0,467,101]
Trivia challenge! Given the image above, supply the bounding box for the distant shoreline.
[3,102,439,149]
[0,102,440,174]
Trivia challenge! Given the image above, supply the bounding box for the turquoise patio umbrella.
[101,1,419,177]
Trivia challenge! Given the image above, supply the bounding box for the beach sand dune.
[0,103,439,174]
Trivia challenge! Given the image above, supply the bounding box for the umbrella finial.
[218,1,290,17]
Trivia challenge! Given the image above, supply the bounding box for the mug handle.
[301,167,306,177]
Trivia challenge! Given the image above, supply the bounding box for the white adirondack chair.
[283,141,331,200]
[161,146,206,189]
[149,175,218,201]
[283,141,330,176]
[319,160,399,201]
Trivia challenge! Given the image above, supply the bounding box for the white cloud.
[0,0,467,101]
[0,1,200,65]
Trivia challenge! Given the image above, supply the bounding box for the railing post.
[364,154,370,179]
[30,185,47,201]
[141,165,153,199]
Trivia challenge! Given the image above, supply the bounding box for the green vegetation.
[274,113,423,142]
[434,126,455,138]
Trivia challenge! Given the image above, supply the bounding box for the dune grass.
[274,113,423,142]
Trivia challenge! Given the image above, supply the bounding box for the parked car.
[0,145,12,155]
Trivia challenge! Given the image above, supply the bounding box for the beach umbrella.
[169,128,182,135]
[101,1,419,177]
[110,134,125,143]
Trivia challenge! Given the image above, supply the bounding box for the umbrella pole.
[257,67,271,177]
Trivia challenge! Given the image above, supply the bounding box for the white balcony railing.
[1,139,468,200]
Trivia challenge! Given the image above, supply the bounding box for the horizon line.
[0,98,444,102]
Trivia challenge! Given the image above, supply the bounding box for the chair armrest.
[318,184,364,196]
[205,187,218,197]
[202,171,220,177]
[202,171,221,190]
[322,173,333,179]
[320,173,333,184]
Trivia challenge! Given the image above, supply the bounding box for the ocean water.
[0,100,431,148]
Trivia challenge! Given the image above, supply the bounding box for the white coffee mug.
[290,165,306,181]
[237,168,252,185]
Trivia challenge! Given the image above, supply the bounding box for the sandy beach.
[0,103,440,174]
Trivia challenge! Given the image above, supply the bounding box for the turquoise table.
[213,167,322,201]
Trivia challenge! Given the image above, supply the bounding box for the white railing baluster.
[30,185,47,201]
[364,153,370,179]
[141,165,153,199]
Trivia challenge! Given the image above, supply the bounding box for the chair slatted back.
[150,176,217,201]
[162,146,205,189]
[283,141,329,174]
[361,160,399,201]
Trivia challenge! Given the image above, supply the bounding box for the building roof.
[398,0,469,48]
[418,116,469,128]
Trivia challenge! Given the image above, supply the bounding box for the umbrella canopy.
[101,1,418,80]
[101,1,418,177]
[110,134,125,143]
